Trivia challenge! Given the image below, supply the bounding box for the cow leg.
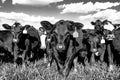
[100,44,106,62]
[107,44,114,71]
[90,53,95,65]
[47,51,54,67]
[23,39,30,62]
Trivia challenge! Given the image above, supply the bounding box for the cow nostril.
[92,48,97,52]
[57,44,65,50]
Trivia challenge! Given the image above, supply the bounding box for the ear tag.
[95,52,99,56]
[23,28,27,34]
[101,37,105,44]
[73,27,79,38]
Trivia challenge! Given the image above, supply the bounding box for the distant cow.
[0,22,24,63]
[85,30,106,65]
[3,22,43,65]
[16,25,42,63]
[91,19,116,71]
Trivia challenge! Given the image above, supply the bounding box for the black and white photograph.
[0,0,120,80]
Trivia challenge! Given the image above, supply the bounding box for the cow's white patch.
[95,52,99,56]
[106,34,115,40]
[44,54,47,63]
[13,38,17,42]
[47,38,51,42]
[23,28,27,34]
[104,23,114,31]
[101,37,105,44]
[40,34,46,49]
[73,27,79,38]
[109,64,114,71]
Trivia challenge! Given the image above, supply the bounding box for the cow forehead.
[55,22,68,35]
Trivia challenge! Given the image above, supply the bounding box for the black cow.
[16,25,42,64]
[0,30,14,63]
[91,19,117,71]
[3,22,43,65]
[41,20,72,77]
[41,20,84,78]
[84,30,106,65]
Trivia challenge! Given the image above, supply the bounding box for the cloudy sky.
[0,0,120,29]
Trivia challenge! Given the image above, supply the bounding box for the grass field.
[0,60,120,80]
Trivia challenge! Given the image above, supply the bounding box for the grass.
[0,60,120,80]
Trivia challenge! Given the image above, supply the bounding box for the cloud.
[79,9,119,22]
[2,0,6,3]
[58,2,120,14]
[12,0,63,6]
[78,9,120,29]
[0,12,59,30]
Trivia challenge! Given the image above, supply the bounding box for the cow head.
[68,21,84,38]
[91,20,105,34]
[2,22,25,42]
[87,32,100,53]
[52,20,74,52]
[40,21,55,41]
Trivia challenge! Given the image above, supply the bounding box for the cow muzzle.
[56,44,65,50]
[91,48,97,53]
[13,38,18,42]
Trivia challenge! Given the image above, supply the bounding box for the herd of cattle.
[1,19,120,77]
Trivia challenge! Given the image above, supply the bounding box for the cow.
[40,21,55,66]
[41,20,84,78]
[15,24,42,64]
[2,22,43,65]
[91,19,117,71]
[65,21,87,73]
[0,29,14,63]
[84,30,106,65]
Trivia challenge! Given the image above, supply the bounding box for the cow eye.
[67,26,74,31]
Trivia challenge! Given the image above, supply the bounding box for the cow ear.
[39,27,45,32]
[2,24,12,30]
[40,21,53,31]
[91,21,95,25]
[66,20,74,31]
[75,22,84,29]
[24,25,31,29]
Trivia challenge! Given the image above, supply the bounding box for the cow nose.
[57,44,65,50]
[13,38,18,42]
[91,48,97,52]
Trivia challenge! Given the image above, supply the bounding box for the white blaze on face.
[73,27,79,38]
[23,28,27,34]
[40,34,46,49]
[101,36,105,44]
[104,23,114,31]
[95,51,99,56]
